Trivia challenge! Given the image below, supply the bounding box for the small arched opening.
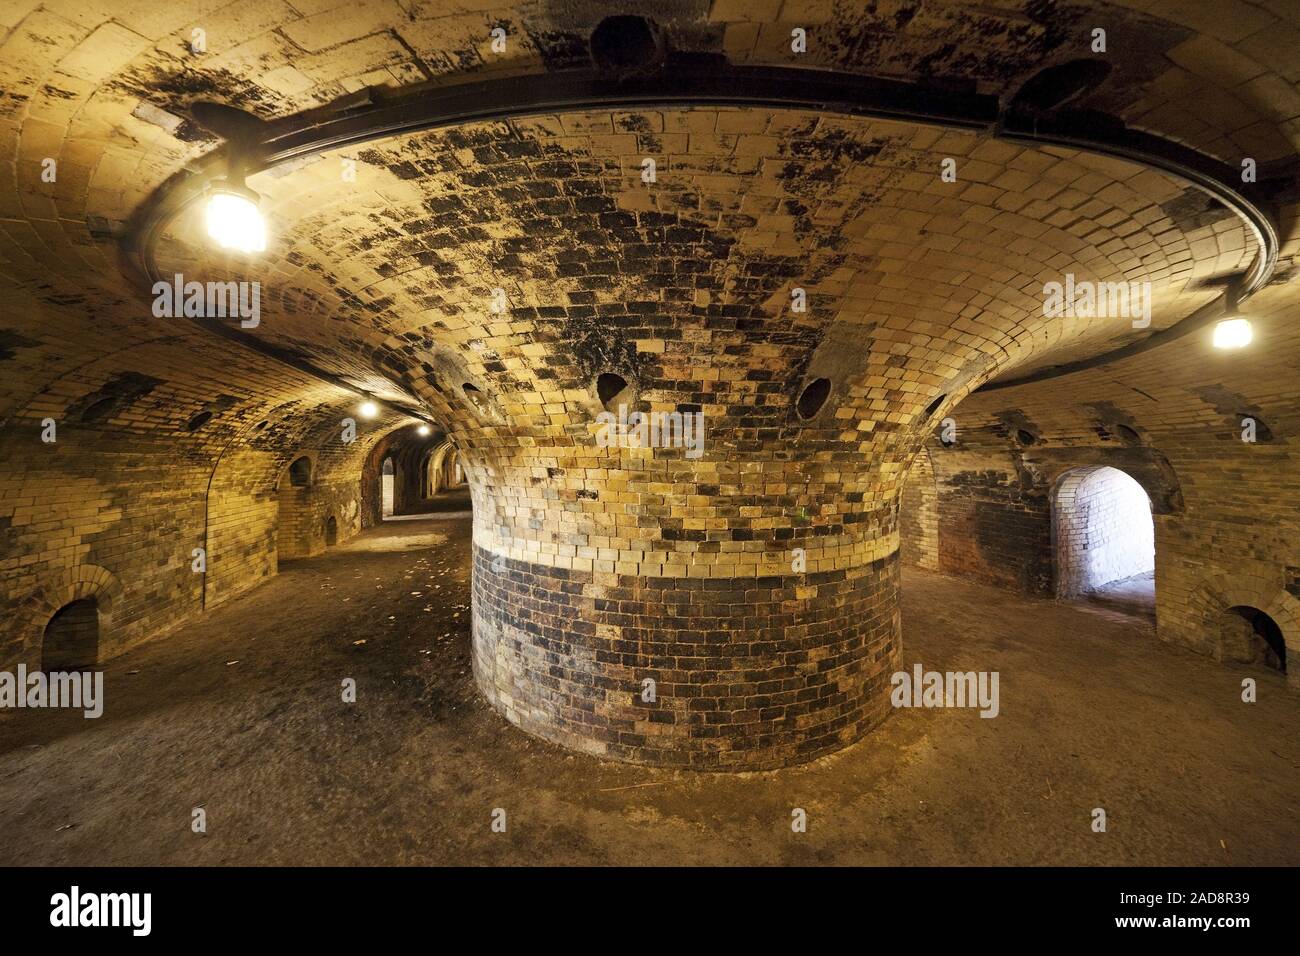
[324,515,339,547]
[1221,606,1287,674]
[42,598,99,671]
[796,377,832,420]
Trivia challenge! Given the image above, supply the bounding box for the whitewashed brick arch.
[1051,465,1155,599]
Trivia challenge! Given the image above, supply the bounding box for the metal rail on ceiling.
[121,58,1282,397]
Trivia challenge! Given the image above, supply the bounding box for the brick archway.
[1051,465,1155,600]
[9,565,122,670]
[426,440,463,496]
[1187,573,1299,690]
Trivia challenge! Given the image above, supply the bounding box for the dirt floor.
[2,499,1296,866]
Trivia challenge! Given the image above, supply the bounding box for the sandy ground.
[1,502,1296,866]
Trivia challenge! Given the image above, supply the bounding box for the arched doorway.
[1221,606,1287,673]
[43,598,99,670]
[899,446,939,570]
[424,441,465,497]
[1053,465,1155,613]
[381,456,395,517]
[324,515,338,547]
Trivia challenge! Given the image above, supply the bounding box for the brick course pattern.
[914,343,1298,688]
[472,544,899,770]
[899,446,939,571]
[0,363,426,666]
[2,1,1299,756]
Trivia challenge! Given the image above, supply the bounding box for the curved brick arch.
[1044,449,1185,518]
[205,409,417,607]
[427,440,462,495]
[1,1,1298,773]
[421,441,446,497]
[1187,572,1299,688]
[1051,465,1155,599]
[10,565,123,669]
[360,425,446,525]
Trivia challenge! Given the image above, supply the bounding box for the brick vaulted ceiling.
[163,111,1253,403]
[2,0,1298,425]
[2,0,1300,768]
[3,0,1294,450]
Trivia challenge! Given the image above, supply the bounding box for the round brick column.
[468,451,903,771]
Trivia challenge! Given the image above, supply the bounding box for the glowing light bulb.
[417,424,430,436]
[206,189,266,253]
[1212,317,1252,349]
[358,400,378,419]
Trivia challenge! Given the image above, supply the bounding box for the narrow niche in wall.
[381,456,395,518]
[288,456,312,487]
[277,456,320,561]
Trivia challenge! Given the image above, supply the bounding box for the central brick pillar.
[469,458,902,770]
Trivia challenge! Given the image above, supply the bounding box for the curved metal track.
[121,59,1280,398]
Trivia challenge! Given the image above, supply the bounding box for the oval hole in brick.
[1238,412,1273,442]
[1016,428,1037,446]
[796,378,832,420]
[186,410,213,431]
[463,383,491,415]
[1011,59,1111,113]
[253,420,268,431]
[924,393,946,418]
[596,372,629,411]
[590,15,664,74]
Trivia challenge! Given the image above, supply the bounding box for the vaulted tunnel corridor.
[0,1,1297,869]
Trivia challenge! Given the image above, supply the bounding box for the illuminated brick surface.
[1,1,1297,767]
